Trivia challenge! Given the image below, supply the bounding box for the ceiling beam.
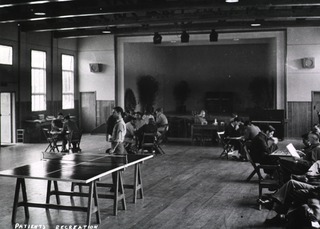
[53,19,320,38]
[20,6,320,32]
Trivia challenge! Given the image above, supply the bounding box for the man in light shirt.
[109,106,126,155]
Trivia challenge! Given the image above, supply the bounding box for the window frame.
[31,49,47,112]
[0,44,13,65]
[61,54,75,110]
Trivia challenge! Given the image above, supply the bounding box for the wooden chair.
[67,130,82,153]
[244,144,281,210]
[140,133,157,154]
[217,131,233,159]
[140,132,165,154]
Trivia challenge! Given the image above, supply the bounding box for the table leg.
[53,181,61,204]
[11,178,21,224]
[93,181,100,224]
[86,182,94,226]
[20,178,30,219]
[119,171,126,211]
[114,171,119,216]
[137,164,144,201]
[46,180,52,203]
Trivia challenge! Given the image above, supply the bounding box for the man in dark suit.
[61,115,79,152]
[250,124,279,174]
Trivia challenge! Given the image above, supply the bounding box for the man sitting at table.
[194,110,208,125]
[224,117,244,159]
[61,115,79,152]
[243,120,260,140]
[136,118,158,149]
[134,111,145,131]
[51,112,64,132]
[124,116,137,154]
[155,107,168,133]
[250,124,279,175]
[50,112,65,144]
[279,131,320,183]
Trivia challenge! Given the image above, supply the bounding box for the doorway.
[312,91,320,126]
[0,92,16,145]
[80,92,96,133]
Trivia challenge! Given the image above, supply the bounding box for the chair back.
[42,128,50,139]
[243,141,263,180]
[141,132,156,146]
[157,124,169,144]
[69,130,82,142]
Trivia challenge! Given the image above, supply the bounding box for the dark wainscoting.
[96,100,114,126]
[287,102,312,137]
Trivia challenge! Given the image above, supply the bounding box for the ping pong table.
[0,153,153,226]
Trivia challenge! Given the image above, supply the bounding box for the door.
[0,92,15,145]
[312,91,320,126]
[80,92,96,133]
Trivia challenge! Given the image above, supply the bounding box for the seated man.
[224,117,244,159]
[280,131,320,183]
[250,124,279,175]
[134,111,145,131]
[194,110,208,125]
[51,112,64,132]
[155,107,168,133]
[61,115,79,152]
[243,120,260,141]
[50,112,64,144]
[264,179,320,228]
[124,116,137,154]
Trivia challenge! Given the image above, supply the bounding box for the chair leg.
[246,170,256,181]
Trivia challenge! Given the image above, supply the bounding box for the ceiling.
[2,0,320,38]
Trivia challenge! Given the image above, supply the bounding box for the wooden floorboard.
[0,135,303,229]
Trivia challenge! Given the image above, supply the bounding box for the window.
[31,50,46,111]
[0,45,13,65]
[62,54,74,109]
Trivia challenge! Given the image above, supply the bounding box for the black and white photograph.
[1,0,320,228]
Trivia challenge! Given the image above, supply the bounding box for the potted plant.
[124,88,137,113]
[137,75,159,113]
[173,80,191,113]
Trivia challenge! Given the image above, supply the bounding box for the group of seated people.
[218,115,320,227]
[50,112,80,152]
[106,107,169,154]
[243,121,320,227]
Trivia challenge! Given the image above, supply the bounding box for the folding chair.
[158,124,169,143]
[67,130,82,153]
[42,128,60,152]
[140,132,164,154]
[217,131,233,159]
[245,145,281,210]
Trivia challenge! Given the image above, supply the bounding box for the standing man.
[109,106,127,155]
[108,106,126,193]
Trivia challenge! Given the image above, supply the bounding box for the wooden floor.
[0,135,303,229]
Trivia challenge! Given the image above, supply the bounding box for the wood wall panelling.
[287,102,311,137]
